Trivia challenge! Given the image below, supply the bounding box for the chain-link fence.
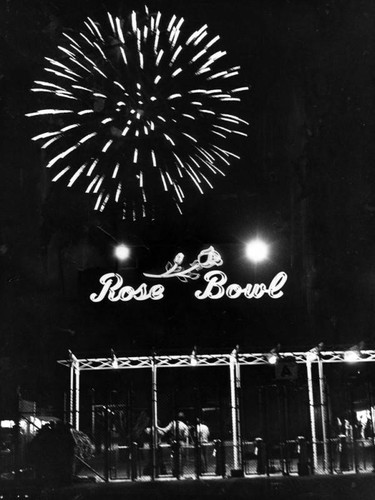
[148,366,230,479]
[5,363,375,482]
[71,366,232,481]
[68,363,375,481]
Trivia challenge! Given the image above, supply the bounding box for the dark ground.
[2,473,375,500]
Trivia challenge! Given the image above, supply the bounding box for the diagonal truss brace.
[58,349,375,371]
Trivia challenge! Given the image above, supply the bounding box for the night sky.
[1,0,375,411]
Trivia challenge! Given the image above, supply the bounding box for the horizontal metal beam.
[57,349,375,371]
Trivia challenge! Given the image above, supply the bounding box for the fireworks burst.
[27,6,249,220]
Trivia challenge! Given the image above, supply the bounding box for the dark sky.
[1,0,375,407]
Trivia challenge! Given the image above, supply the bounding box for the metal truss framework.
[58,349,375,478]
[57,349,375,370]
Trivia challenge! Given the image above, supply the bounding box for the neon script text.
[194,271,287,300]
[90,273,165,302]
[90,271,288,302]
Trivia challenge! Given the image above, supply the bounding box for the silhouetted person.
[159,412,189,477]
[196,418,210,473]
[30,422,75,485]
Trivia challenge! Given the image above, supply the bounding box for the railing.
[2,434,375,481]
[71,436,375,481]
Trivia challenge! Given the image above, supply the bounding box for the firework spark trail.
[28,5,249,220]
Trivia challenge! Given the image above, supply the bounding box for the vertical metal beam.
[69,359,74,427]
[75,362,80,430]
[318,357,328,471]
[306,359,318,472]
[235,352,242,469]
[151,358,158,480]
[230,354,238,469]
[230,350,242,472]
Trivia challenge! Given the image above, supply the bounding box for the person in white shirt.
[159,412,189,476]
[159,412,189,443]
[196,418,210,472]
[196,419,210,443]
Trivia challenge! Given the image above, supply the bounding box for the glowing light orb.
[245,239,269,263]
[190,356,198,366]
[114,244,130,261]
[27,6,249,220]
[268,354,278,365]
[344,350,360,363]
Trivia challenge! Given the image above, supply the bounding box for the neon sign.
[194,270,287,300]
[143,246,223,282]
[89,247,288,303]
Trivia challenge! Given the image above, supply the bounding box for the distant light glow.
[114,244,130,261]
[245,239,269,263]
[268,354,278,365]
[306,350,318,362]
[344,350,360,363]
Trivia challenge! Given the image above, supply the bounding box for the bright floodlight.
[245,239,269,263]
[344,350,360,363]
[307,343,324,362]
[190,356,198,367]
[267,344,280,364]
[111,349,119,369]
[268,354,278,365]
[114,244,130,261]
[190,347,198,366]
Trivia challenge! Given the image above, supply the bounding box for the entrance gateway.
[58,348,375,480]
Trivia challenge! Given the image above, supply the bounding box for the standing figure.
[159,412,189,477]
[196,418,210,473]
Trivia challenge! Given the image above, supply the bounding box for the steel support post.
[230,351,242,473]
[318,357,328,471]
[235,353,242,468]
[69,360,74,427]
[306,359,318,472]
[75,362,80,430]
[230,354,238,469]
[151,359,158,479]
